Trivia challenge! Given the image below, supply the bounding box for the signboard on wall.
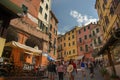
[0,37,6,57]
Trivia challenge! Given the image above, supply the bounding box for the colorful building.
[1,0,57,69]
[91,22,104,58]
[95,0,120,76]
[57,27,80,61]
[0,0,22,57]
[76,23,96,60]
[49,11,58,60]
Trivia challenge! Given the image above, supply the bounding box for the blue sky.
[52,0,98,34]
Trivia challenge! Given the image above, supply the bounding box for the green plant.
[110,74,119,79]
[100,68,109,76]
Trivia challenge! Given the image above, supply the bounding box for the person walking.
[80,57,86,77]
[57,61,64,80]
[47,61,57,80]
[67,60,73,80]
[88,61,94,78]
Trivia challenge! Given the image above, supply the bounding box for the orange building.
[2,0,49,70]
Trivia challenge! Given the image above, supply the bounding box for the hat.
[67,64,73,73]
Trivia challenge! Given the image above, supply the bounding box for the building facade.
[1,0,57,68]
[76,23,96,60]
[57,27,80,61]
[95,0,120,76]
[91,22,104,58]
[49,11,58,60]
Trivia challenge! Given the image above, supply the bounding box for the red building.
[77,23,96,60]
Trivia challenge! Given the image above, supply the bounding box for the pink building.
[77,23,96,60]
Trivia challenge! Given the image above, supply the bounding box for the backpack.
[81,62,85,67]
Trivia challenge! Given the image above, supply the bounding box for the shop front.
[4,41,42,70]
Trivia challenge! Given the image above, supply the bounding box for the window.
[72,41,75,45]
[102,4,105,11]
[84,27,86,31]
[73,49,75,53]
[68,37,70,40]
[79,30,81,34]
[84,35,87,39]
[69,51,71,55]
[64,52,66,56]
[85,45,88,52]
[39,6,43,14]
[22,4,28,14]
[93,31,95,36]
[38,20,45,31]
[105,16,109,26]
[44,13,47,20]
[46,27,48,34]
[96,28,99,33]
[49,33,52,39]
[89,34,91,38]
[90,44,92,47]
[69,43,71,46]
[94,39,96,44]
[46,4,48,10]
[98,37,101,44]
[50,24,52,31]
[64,43,66,47]
[80,47,83,51]
[72,35,74,39]
[110,6,114,15]
[79,38,82,43]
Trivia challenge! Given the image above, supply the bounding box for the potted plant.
[100,68,110,80]
[110,74,120,80]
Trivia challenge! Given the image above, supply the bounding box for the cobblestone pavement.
[43,68,104,80]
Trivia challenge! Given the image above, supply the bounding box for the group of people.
[46,57,96,80]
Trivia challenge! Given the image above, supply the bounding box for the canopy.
[76,55,84,60]
[47,55,55,61]
[5,41,42,54]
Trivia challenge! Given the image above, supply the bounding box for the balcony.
[112,0,120,14]
[10,18,49,42]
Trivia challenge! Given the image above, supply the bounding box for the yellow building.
[95,0,120,76]
[95,0,120,43]
[57,27,80,61]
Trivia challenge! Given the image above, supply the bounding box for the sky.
[51,0,98,34]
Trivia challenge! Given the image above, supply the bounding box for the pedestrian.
[57,61,64,80]
[47,60,57,80]
[67,59,77,80]
[67,60,74,80]
[88,61,94,78]
[80,56,86,77]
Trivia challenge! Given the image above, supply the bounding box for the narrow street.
[43,68,104,80]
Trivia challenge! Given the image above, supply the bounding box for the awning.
[0,0,23,18]
[76,55,84,60]
[5,41,42,54]
[47,55,55,61]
